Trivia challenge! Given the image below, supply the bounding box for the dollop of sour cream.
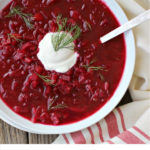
[37,32,78,73]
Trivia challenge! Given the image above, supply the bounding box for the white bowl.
[0,111,41,133]
[0,0,135,134]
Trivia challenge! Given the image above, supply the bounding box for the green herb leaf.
[50,104,68,110]
[5,5,34,29]
[51,14,81,52]
[7,33,23,42]
[83,57,108,72]
[88,66,108,71]
[85,21,92,30]
[48,95,68,110]
[36,74,55,86]
[99,73,105,81]
[48,95,59,110]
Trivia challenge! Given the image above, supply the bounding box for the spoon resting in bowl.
[100,9,150,43]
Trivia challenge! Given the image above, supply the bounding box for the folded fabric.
[53,100,150,144]
[53,0,150,144]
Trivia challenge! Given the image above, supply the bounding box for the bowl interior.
[0,0,135,134]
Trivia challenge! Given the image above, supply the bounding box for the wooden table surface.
[0,90,132,144]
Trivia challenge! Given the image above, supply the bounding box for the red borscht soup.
[0,0,125,125]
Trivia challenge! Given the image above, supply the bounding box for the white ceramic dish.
[0,0,135,134]
[0,112,42,134]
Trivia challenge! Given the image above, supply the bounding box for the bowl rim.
[0,0,135,134]
[0,110,45,134]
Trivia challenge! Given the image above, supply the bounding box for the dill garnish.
[50,104,68,110]
[36,74,55,86]
[48,96,68,110]
[5,5,34,29]
[83,58,108,72]
[8,33,23,42]
[85,21,92,30]
[51,14,81,52]
[99,73,105,81]
[87,66,108,71]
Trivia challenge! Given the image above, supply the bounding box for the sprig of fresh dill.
[83,57,108,72]
[36,74,55,86]
[48,96,68,110]
[50,104,68,110]
[88,66,108,71]
[85,21,92,30]
[7,33,23,42]
[48,96,58,110]
[5,5,34,29]
[51,14,81,52]
[99,73,105,81]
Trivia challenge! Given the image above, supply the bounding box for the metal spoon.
[100,9,150,43]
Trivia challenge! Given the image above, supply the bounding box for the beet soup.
[0,0,125,125]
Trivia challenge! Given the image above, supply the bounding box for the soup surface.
[0,0,125,125]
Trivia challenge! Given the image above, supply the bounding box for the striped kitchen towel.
[53,100,150,144]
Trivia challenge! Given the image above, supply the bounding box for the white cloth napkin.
[53,0,150,144]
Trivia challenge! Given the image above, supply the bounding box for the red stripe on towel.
[87,127,95,144]
[105,111,120,138]
[96,122,104,142]
[133,126,150,141]
[118,131,145,144]
[70,131,86,144]
[62,134,70,144]
[107,140,114,144]
[117,108,126,131]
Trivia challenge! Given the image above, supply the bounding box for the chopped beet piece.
[35,66,43,74]
[22,42,35,51]
[11,81,20,90]
[51,112,60,125]
[34,13,44,21]
[18,93,30,103]
[70,11,80,19]
[104,82,109,91]
[29,73,38,81]
[24,57,32,64]
[23,34,34,40]
[0,84,4,94]
[13,106,29,113]
[78,75,86,83]
[61,75,71,82]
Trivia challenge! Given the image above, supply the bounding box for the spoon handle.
[100,9,150,43]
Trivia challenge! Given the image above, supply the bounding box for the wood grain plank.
[0,119,28,144]
[28,133,58,144]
